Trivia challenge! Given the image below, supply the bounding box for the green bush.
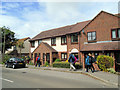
[28,60,34,65]
[3,54,11,63]
[97,55,114,71]
[53,62,82,69]
[54,59,61,62]
[107,68,116,74]
[44,61,49,67]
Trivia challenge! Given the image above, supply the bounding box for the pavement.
[27,65,119,86]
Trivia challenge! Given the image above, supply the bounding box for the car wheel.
[23,65,26,68]
[5,64,8,68]
[12,65,15,69]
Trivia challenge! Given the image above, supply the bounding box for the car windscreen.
[15,58,24,61]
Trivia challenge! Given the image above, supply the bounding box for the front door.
[43,53,45,65]
[115,52,120,72]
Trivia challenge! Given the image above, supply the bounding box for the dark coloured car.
[5,58,26,69]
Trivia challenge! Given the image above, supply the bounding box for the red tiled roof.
[18,37,30,42]
[81,41,120,51]
[30,20,90,41]
[33,42,57,53]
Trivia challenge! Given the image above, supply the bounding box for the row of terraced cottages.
[29,11,120,71]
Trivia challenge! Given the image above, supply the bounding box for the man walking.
[68,52,76,71]
[35,55,40,67]
[85,53,95,73]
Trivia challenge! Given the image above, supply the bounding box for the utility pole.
[3,30,5,56]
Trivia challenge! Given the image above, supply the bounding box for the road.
[1,66,118,88]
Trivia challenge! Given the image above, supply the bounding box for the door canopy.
[71,48,79,53]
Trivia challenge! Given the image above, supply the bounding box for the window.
[112,30,116,38]
[31,41,35,47]
[51,37,56,46]
[87,31,96,41]
[111,28,120,39]
[38,40,42,45]
[61,36,67,45]
[61,53,67,60]
[46,53,50,63]
[71,34,78,43]
[118,29,120,38]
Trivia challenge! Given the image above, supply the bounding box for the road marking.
[0,78,14,83]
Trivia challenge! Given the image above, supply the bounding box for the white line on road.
[0,78,14,83]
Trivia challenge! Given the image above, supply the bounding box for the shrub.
[97,55,114,71]
[107,68,116,74]
[54,59,61,62]
[28,60,34,65]
[53,62,82,69]
[44,61,49,67]
[3,54,11,63]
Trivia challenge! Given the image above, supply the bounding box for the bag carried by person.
[89,56,93,63]
[37,57,40,61]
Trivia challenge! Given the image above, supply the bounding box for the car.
[5,58,26,69]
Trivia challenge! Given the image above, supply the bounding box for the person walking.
[35,55,40,67]
[68,52,76,71]
[85,53,95,73]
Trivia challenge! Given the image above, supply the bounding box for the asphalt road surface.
[1,66,118,88]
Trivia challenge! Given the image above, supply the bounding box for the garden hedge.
[53,62,82,69]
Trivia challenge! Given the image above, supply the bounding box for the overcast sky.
[0,0,119,39]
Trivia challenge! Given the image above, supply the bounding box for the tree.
[16,40,24,57]
[0,26,16,54]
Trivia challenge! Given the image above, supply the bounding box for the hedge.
[54,59,61,62]
[53,62,82,69]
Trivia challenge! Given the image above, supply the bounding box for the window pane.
[118,29,120,38]
[62,37,64,44]
[62,54,64,59]
[112,30,116,38]
[65,54,67,59]
[88,33,91,37]
[65,37,66,43]
[71,35,73,42]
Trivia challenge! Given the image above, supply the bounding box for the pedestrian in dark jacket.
[85,53,95,73]
[68,52,76,71]
[35,56,40,67]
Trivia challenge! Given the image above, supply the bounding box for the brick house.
[29,11,120,71]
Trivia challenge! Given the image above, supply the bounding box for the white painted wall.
[52,37,67,52]
[31,36,67,53]
[42,38,51,46]
[31,41,38,53]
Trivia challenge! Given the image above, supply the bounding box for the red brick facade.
[30,11,120,71]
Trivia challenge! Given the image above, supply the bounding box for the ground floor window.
[61,53,67,60]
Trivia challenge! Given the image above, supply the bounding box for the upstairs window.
[112,30,117,39]
[38,40,42,45]
[87,31,96,41]
[31,41,35,47]
[61,36,67,45]
[111,28,120,40]
[51,37,56,46]
[71,33,78,43]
